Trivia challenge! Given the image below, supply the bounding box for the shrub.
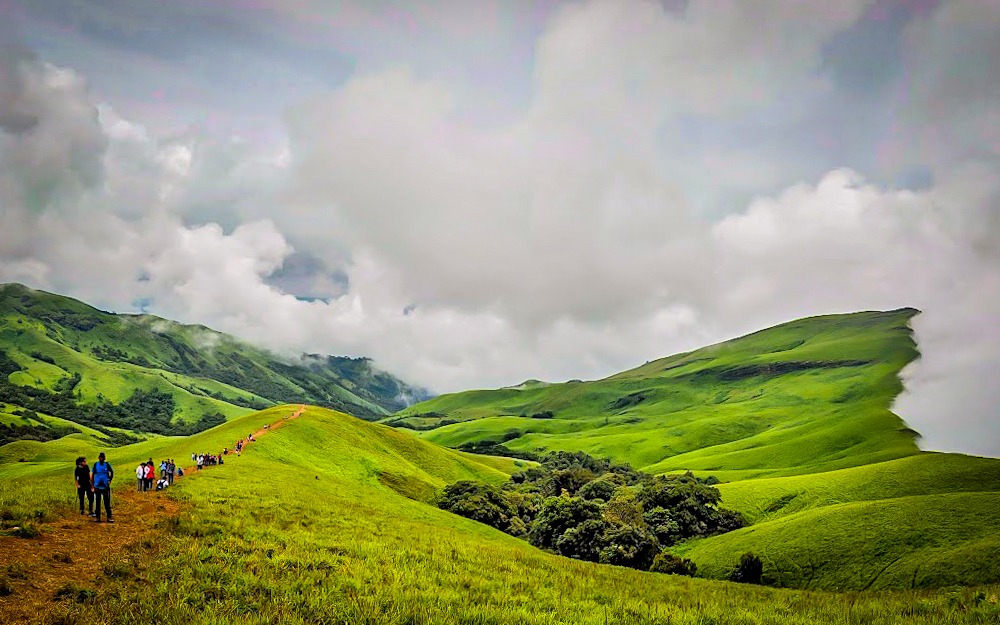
[710,508,746,534]
[555,518,607,562]
[439,481,517,532]
[729,552,764,584]
[643,506,682,547]
[598,524,658,570]
[650,551,697,576]
[578,474,624,502]
[529,497,603,550]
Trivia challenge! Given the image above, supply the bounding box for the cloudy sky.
[1,0,998,456]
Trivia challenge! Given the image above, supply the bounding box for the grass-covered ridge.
[2,406,998,624]
[397,308,921,476]
[0,283,430,440]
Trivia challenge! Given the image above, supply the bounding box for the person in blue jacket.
[91,451,114,523]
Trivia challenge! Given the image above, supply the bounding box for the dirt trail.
[0,405,307,625]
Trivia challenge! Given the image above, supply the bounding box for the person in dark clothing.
[74,457,94,516]
[91,452,114,523]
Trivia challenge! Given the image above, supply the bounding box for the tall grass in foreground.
[39,409,1000,625]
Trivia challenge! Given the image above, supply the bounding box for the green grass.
[6,406,1000,625]
[401,309,922,477]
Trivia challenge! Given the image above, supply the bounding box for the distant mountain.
[0,283,431,441]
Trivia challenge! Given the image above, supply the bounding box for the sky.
[0,0,998,456]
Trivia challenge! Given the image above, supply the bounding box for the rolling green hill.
[396,308,922,476]
[2,406,997,624]
[0,283,429,441]
[393,309,1000,590]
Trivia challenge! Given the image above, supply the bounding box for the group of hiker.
[73,453,114,523]
[193,452,225,469]
[136,459,179,492]
[71,415,286,525]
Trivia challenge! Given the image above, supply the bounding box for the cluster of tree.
[0,420,78,447]
[439,451,745,575]
[90,345,153,368]
[382,416,460,431]
[29,351,56,365]
[456,440,541,462]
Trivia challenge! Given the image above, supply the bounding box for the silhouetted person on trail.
[74,457,94,517]
[91,452,114,523]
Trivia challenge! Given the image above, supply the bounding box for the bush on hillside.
[555,518,607,561]
[440,481,517,532]
[650,551,697,576]
[729,552,764,584]
[598,523,659,570]
[578,474,624,502]
[529,496,603,550]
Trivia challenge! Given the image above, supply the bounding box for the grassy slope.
[0,283,427,431]
[396,309,1000,590]
[401,309,922,477]
[3,407,998,624]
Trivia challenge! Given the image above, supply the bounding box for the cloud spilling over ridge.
[0,0,998,456]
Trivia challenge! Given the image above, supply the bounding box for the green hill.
[394,309,1000,590]
[2,406,997,624]
[397,308,921,476]
[0,283,429,442]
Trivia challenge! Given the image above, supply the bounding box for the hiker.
[167,459,175,485]
[91,452,114,523]
[196,454,204,470]
[136,462,145,492]
[141,462,152,491]
[155,477,168,491]
[146,458,155,490]
[159,459,167,479]
[74,457,94,517]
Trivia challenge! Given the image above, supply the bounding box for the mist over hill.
[0,283,430,442]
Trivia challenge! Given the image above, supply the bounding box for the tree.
[599,523,658,570]
[578,474,624,502]
[439,481,517,532]
[528,496,603,550]
[729,552,764,584]
[555,518,607,562]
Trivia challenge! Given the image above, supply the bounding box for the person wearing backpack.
[74,457,94,517]
[91,452,114,523]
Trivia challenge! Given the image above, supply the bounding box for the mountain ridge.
[0,282,431,441]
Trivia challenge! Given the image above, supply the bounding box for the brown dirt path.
[0,405,307,625]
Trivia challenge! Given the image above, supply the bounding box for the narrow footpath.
[0,405,306,625]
